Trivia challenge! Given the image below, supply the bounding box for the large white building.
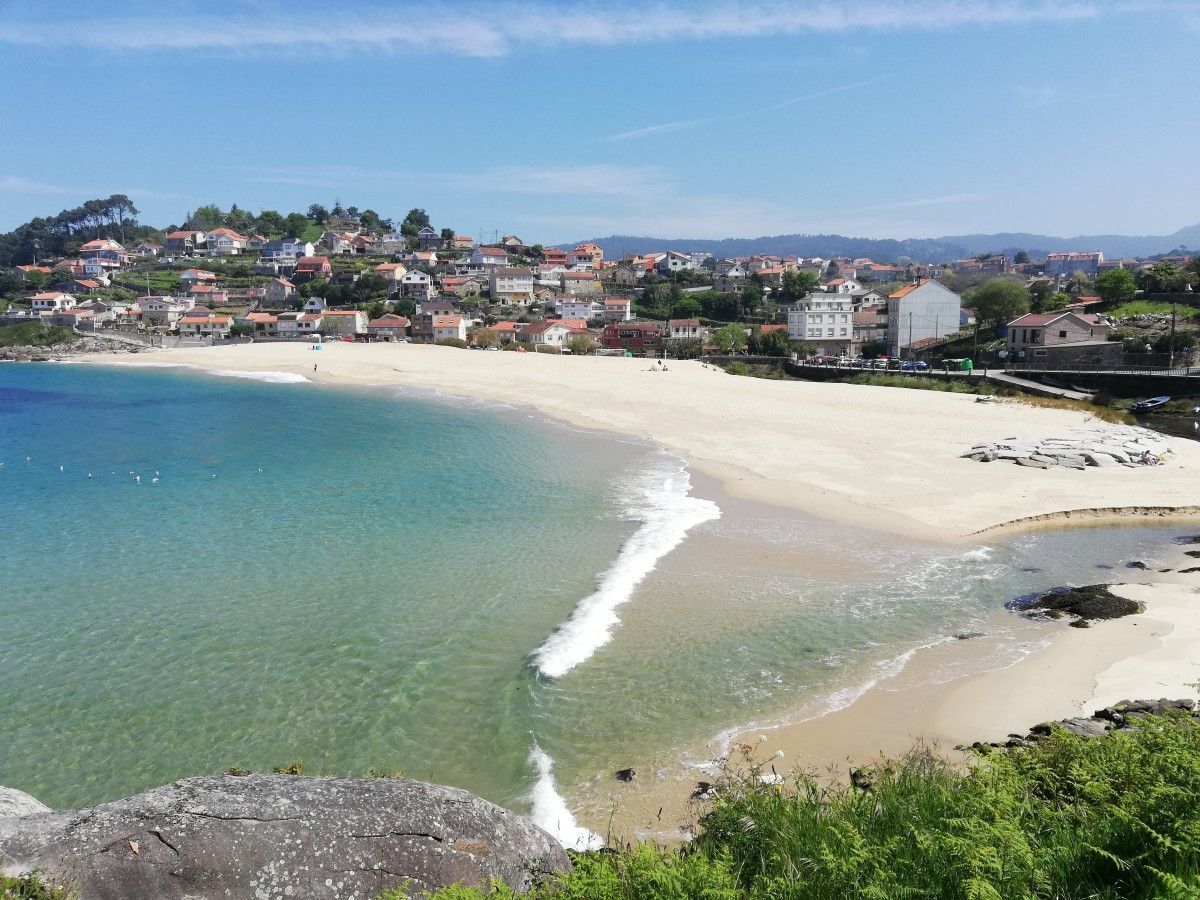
[489,267,535,305]
[787,293,853,356]
[885,279,962,356]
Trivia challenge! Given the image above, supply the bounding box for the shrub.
[271,761,303,775]
[434,338,468,349]
[415,714,1200,899]
[0,323,75,348]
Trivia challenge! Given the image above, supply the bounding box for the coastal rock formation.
[962,427,1173,468]
[0,786,51,818]
[0,336,147,361]
[0,775,569,899]
[1009,584,1143,627]
[961,698,1197,753]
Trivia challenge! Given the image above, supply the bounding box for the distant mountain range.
[567,225,1200,264]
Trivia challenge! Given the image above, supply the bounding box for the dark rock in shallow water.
[692,782,714,799]
[955,632,986,640]
[1095,564,1114,570]
[1125,560,1149,569]
[1185,550,1200,559]
[1180,566,1200,574]
[0,775,568,899]
[1175,535,1200,545]
[614,768,636,782]
[1011,584,1143,625]
[1020,567,1043,573]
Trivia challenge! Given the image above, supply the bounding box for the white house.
[554,296,601,319]
[667,318,705,341]
[519,320,576,348]
[658,251,697,275]
[138,296,193,328]
[30,292,75,313]
[788,293,853,356]
[401,270,435,301]
[276,312,322,339]
[489,267,535,305]
[204,228,249,255]
[885,280,963,356]
[303,297,328,313]
[601,297,632,321]
[470,247,508,268]
[431,314,467,342]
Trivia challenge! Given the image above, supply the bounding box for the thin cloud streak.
[603,75,895,141]
[0,1,1128,56]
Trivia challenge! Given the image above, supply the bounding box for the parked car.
[901,361,930,372]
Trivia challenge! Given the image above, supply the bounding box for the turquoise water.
[0,363,1189,848]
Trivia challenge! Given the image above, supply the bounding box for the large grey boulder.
[0,786,51,818]
[0,775,569,899]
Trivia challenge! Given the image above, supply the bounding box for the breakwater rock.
[1009,584,1143,627]
[961,698,1197,752]
[0,775,569,899]
[963,427,1173,469]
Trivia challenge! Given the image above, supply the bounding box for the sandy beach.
[80,343,1200,841]
[90,341,1200,540]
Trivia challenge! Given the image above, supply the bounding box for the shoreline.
[67,345,1200,843]
[77,342,1200,543]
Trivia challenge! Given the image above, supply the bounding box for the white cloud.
[604,75,895,141]
[0,1,1132,56]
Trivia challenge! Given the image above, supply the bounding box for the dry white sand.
[92,341,1200,541]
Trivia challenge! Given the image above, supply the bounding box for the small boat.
[1131,396,1171,414]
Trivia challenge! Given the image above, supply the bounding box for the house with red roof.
[602,322,663,355]
[293,255,332,284]
[202,228,248,256]
[367,314,410,340]
[1006,311,1111,356]
[179,314,233,338]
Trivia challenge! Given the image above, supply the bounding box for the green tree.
[566,334,597,355]
[50,266,73,286]
[474,328,500,348]
[757,328,794,357]
[1094,267,1137,304]
[742,280,763,315]
[401,209,430,238]
[22,269,48,291]
[1014,250,1030,264]
[188,204,225,230]
[1045,292,1071,311]
[440,227,455,248]
[672,296,703,318]
[359,209,386,232]
[284,213,310,238]
[225,204,252,234]
[967,278,1030,327]
[307,204,329,224]
[1137,260,1187,294]
[256,210,286,237]
[780,269,820,302]
[711,323,747,353]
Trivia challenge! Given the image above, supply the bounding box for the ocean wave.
[210,369,310,384]
[528,745,602,851]
[530,455,720,679]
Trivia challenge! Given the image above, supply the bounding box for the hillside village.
[1,198,1197,366]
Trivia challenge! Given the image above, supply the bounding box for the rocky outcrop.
[0,786,51,818]
[0,336,148,361]
[1009,584,1143,627]
[0,775,569,899]
[960,698,1197,753]
[963,427,1173,468]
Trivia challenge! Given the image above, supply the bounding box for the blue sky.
[0,1,1197,243]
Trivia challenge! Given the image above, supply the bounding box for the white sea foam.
[531,454,720,679]
[528,745,603,851]
[210,369,310,384]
